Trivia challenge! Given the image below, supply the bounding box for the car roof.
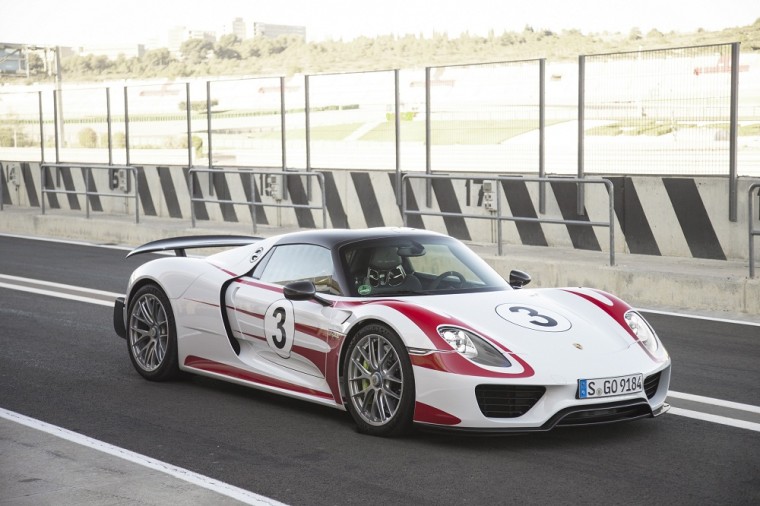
[273,227,447,249]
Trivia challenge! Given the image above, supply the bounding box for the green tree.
[180,38,214,63]
[113,132,126,148]
[27,52,45,74]
[144,48,173,67]
[78,127,98,148]
[92,55,111,73]
[215,34,241,60]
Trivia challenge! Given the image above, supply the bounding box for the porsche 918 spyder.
[114,228,670,436]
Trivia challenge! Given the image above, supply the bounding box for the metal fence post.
[750,184,759,278]
[206,80,214,196]
[85,166,90,219]
[401,175,408,227]
[425,66,432,208]
[607,179,615,266]
[539,59,546,215]
[729,42,740,223]
[53,90,60,165]
[395,69,402,206]
[106,88,112,166]
[38,91,45,163]
[304,75,311,202]
[250,174,257,235]
[319,172,327,228]
[496,179,503,256]
[124,87,130,166]
[133,167,140,224]
[190,168,196,228]
[577,55,586,217]
[280,76,287,171]
[186,83,192,169]
[40,165,46,215]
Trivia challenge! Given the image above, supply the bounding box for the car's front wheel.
[342,324,414,437]
[127,284,179,381]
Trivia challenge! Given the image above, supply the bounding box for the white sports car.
[114,228,670,436]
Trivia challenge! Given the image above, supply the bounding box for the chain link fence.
[582,43,735,175]
[1,43,753,183]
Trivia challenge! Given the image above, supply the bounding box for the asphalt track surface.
[1,235,759,505]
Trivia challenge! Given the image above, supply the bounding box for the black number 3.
[272,307,287,348]
[509,306,558,327]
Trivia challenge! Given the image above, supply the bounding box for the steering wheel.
[430,271,466,289]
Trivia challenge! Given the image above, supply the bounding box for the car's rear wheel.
[343,324,414,437]
[127,284,179,381]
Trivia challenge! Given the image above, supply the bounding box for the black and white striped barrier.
[1,160,757,262]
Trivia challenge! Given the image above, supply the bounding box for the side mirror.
[283,280,332,306]
[283,280,317,300]
[509,270,531,289]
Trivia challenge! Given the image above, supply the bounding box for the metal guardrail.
[750,183,760,278]
[188,168,327,234]
[40,163,140,223]
[401,174,616,266]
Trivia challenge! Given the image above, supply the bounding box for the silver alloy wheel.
[347,333,404,426]
[128,293,169,372]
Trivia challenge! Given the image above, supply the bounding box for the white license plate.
[578,373,643,399]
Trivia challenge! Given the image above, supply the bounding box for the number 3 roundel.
[264,300,295,358]
[495,303,572,332]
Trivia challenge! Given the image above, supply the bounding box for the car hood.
[369,287,659,378]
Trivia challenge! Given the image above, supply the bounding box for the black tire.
[126,284,179,381]
[342,323,414,437]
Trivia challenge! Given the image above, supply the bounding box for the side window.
[258,244,339,295]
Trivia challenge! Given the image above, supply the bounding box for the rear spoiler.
[126,235,263,258]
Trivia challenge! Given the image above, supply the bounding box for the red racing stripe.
[414,401,461,425]
[184,355,334,401]
[361,300,535,378]
[561,288,665,363]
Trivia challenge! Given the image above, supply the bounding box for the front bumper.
[114,297,126,339]
[412,362,672,431]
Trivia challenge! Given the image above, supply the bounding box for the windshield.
[340,235,509,297]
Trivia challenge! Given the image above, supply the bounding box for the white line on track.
[0,232,133,251]
[668,407,760,433]
[0,407,287,506]
[0,274,120,297]
[668,391,760,414]
[0,274,119,307]
[639,308,760,327]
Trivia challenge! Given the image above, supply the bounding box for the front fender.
[340,299,452,351]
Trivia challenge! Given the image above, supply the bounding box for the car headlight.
[438,326,512,367]
[624,311,658,352]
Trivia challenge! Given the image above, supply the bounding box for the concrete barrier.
[1,160,759,265]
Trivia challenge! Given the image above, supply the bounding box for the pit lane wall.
[1,160,759,262]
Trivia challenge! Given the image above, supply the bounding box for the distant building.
[253,23,306,39]
[167,27,217,57]
[232,17,247,40]
[0,44,27,74]
[187,31,216,44]
[78,44,145,60]
[168,26,188,56]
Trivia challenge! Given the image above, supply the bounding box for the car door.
[227,243,339,394]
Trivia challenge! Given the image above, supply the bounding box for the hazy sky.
[1,0,757,47]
